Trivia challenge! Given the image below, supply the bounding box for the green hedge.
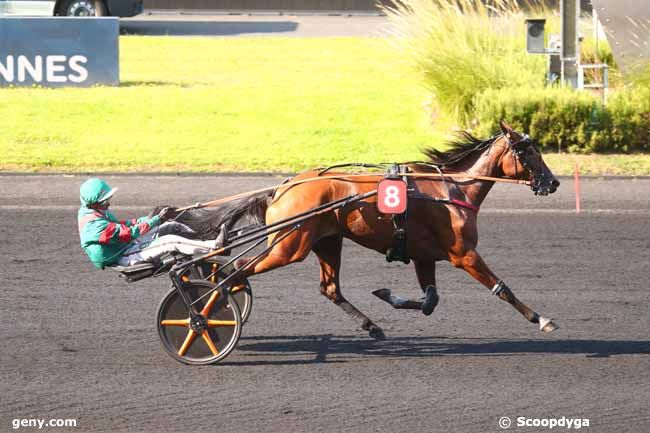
[383,0,547,123]
[472,87,650,153]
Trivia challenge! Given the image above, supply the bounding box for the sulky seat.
[109,253,181,282]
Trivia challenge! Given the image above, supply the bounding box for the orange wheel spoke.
[200,291,220,316]
[207,320,237,327]
[201,330,219,356]
[231,285,245,294]
[211,264,218,284]
[160,318,190,327]
[178,330,197,356]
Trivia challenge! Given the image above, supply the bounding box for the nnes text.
[0,55,88,83]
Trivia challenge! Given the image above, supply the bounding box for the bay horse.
[179,121,560,339]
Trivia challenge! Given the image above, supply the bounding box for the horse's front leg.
[414,259,440,315]
[371,259,439,316]
[450,249,558,332]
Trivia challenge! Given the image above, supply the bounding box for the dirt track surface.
[1,175,649,433]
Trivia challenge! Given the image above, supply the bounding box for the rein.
[177,171,530,212]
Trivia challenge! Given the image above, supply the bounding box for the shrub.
[629,64,650,89]
[473,87,650,153]
[385,0,650,153]
[383,0,547,123]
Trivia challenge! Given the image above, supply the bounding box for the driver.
[78,178,221,269]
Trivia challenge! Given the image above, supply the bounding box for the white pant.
[117,222,217,266]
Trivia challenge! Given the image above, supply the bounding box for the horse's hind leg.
[451,249,558,332]
[313,236,385,340]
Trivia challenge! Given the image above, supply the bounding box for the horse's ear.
[499,120,513,136]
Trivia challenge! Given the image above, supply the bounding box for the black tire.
[157,281,242,365]
[230,281,253,325]
[190,261,253,325]
[59,0,106,16]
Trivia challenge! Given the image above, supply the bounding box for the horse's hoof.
[421,285,439,316]
[539,316,559,333]
[368,326,386,340]
[372,288,392,303]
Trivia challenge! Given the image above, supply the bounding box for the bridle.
[503,133,554,195]
[503,133,534,180]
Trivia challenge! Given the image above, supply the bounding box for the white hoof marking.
[539,316,559,333]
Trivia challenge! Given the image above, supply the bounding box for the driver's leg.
[119,235,218,266]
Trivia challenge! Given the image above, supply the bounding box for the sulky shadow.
[220,334,650,366]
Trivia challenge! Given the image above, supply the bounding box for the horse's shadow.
[221,334,650,366]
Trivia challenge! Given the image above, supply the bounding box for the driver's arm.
[98,214,161,245]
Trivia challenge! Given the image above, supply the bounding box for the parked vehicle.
[0,0,142,17]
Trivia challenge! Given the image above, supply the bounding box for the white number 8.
[384,185,401,208]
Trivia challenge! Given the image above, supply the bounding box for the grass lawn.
[0,37,437,173]
[1,36,649,175]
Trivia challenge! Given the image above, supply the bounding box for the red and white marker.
[377,179,408,214]
[574,160,581,214]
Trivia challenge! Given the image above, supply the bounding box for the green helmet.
[80,178,118,207]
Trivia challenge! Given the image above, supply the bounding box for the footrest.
[109,262,158,282]
[112,262,157,274]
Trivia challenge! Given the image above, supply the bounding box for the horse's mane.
[422,132,500,168]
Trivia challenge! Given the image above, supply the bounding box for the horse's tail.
[174,191,272,239]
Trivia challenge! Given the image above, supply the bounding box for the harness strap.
[406,193,480,213]
[385,164,410,265]
[450,198,480,213]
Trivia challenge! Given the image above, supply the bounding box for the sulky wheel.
[157,280,242,365]
[191,261,253,325]
[230,281,253,324]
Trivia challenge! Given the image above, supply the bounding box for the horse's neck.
[448,144,504,207]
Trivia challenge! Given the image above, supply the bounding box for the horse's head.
[498,121,559,196]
